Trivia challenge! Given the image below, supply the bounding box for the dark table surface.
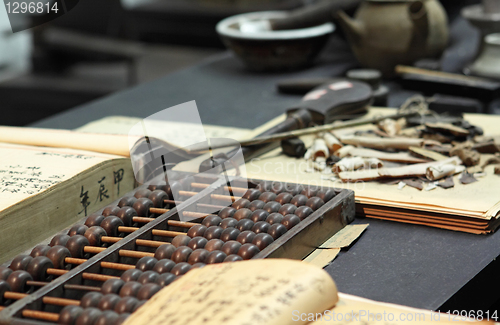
[31,1,500,313]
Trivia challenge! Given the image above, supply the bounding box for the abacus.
[0,171,354,325]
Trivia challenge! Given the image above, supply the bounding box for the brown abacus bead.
[119,281,142,297]
[317,189,336,202]
[75,308,102,325]
[238,244,260,260]
[205,251,227,264]
[100,216,125,237]
[187,225,207,238]
[295,206,314,220]
[171,235,191,248]
[263,202,281,214]
[252,233,274,250]
[136,283,161,300]
[115,313,131,325]
[95,310,119,325]
[188,237,208,250]
[68,224,89,237]
[268,223,287,240]
[220,218,238,229]
[201,215,222,227]
[250,209,269,223]
[148,184,159,191]
[0,266,12,281]
[224,254,243,262]
[236,219,254,232]
[134,188,152,199]
[252,221,271,234]
[0,280,10,305]
[171,247,193,263]
[84,215,105,228]
[102,206,120,217]
[50,234,71,247]
[256,181,273,192]
[236,230,256,245]
[45,245,71,269]
[290,194,308,207]
[242,189,261,201]
[113,297,139,314]
[218,207,236,219]
[191,263,206,270]
[166,181,182,199]
[170,262,192,276]
[156,273,176,287]
[101,279,125,295]
[220,228,240,242]
[266,213,284,225]
[80,292,103,308]
[270,182,285,194]
[135,257,158,272]
[281,214,301,230]
[149,190,168,208]
[154,244,176,260]
[278,204,297,216]
[302,188,319,198]
[275,192,293,205]
[203,226,223,240]
[98,294,121,311]
[232,198,250,210]
[9,255,32,271]
[248,200,265,212]
[286,184,304,196]
[118,197,137,208]
[306,197,325,210]
[66,235,90,259]
[152,259,175,274]
[116,207,137,227]
[233,208,252,221]
[85,226,107,247]
[133,198,154,217]
[26,256,53,281]
[187,249,209,264]
[221,241,242,255]
[205,239,224,252]
[259,192,277,203]
[30,245,51,258]
[120,269,143,282]
[58,305,84,325]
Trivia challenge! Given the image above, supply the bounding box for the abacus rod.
[46,269,119,282]
[163,200,226,210]
[3,292,79,307]
[21,309,59,323]
[62,257,136,271]
[178,190,241,202]
[84,246,155,259]
[190,182,248,194]
[26,281,100,292]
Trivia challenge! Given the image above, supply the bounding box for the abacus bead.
[201,215,222,227]
[275,192,293,205]
[205,251,227,264]
[0,266,12,281]
[236,219,254,232]
[238,244,260,260]
[101,279,125,295]
[171,235,191,248]
[156,273,176,287]
[118,197,136,208]
[221,241,242,255]
[85,226,107,247]
[30,245,51,258]
[119,281,142,297]
[9,255,32,271]
[302,188,319,198]
[220,228,240,242]
[166,181,182,199]
[134,188,152,199]
[133,198,154,217]
[7,271,32,293]
[68,225,89,237]
[75,308,102,325]
[252,221,271,234]
[218,207,236,219]
[114,313,131,325]
[170,262,192,276]
[290,194,308,207]
[116,207,137,227]
[270,182,285,194]
[120,269,143,282]
[102,206,120,217]
[259,192,277,203]
[187,249,209,264]
[26,256,53,281]
[306,197,325,210]
[191,263,206,270]
[132,301,146,312]
[154,244,176,260]
[281,214,301,230]
[50,234,71,247]
[248,200,265,211]
[80,292,103,308]
[242,189,261,201]
[295,206,314,220]
[98,294,121,311]
[188,237,208,250]
[135,257,158,272]
[152,259,175,274]
[250,209,269,223]
[266,213,284,225]
[317,189,336,202]
[256,181,273,192]
[187,225,207,238]
[233,208,252,221]
[286,184,304,196]
[148,190,168,208]
[84,215,105,228]
[171,247,193,263]
[136,283,161,300]
[100,216,124,237]
[224,255,243,262]
[252,233,274,250]
[268,224,288,240]
[236,230,256,245]
[113,297,138,314]
[205,239,224,252]
[66,235,90,259]
[58,305,83,325]
[138,271,160,285]
[279,204,297,216]
[220,218,238,229]
[263,202,281,214]
[95,310,119,325]
[203,226,223,240]
[232,198,250,210]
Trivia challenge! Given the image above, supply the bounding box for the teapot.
[336,0,449,76]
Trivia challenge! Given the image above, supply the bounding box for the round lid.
[346,69,382,89]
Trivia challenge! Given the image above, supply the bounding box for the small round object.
[166,181,182,199]
[187,224,207,238]
[68,224,89,237]
[95,310,119,325]
[205,251,227,264]
[224,255,243,262]
[266,213,284,225]
[0,280,10,305]
[66,235,90,259]
[306,197,324,210]
[281,214,301,230]
[220,228,240,242]
[270,182,285,194]
[114,313,131,325]
[45,246,71,269]
[236,230,256,245]
[220,218,238,229]
[203,226,223,240]
[275,192,293,205]
[285,184,304,196]
[278,204,297,216]
[113,296,138,314]
[252,233,274,250]
[221,241,242,255]
[259,192,277,203]
[263,202,281,214]
[236,219,254,232]
[201,215,222,227]
[152,259,175,274]
[317,189,336,202]
[154,244,176,260]
[148,184,160,191]
[256,181,273,192]
[136,283,161,300]
[238,244,260,260]
[205,239,224,252]
[98,294,121,311]
[232,198,250,210]
[218,207,236,219]
[118,196,137,208]
[58,305,83,325]
[75,307,102,325]
[84,215,105,228]
[101,279,125,295]
[295,206,314,220]
[171,247,193,263]
[290,194,308,207]
[248,200,265,211]
[250,209,269,223]
[187,249,210,264]
[26,256,53,281]
[9,255,32,271]
[188,236,208,250]
[171,235,191,248]
[133,198,154,217]
[102,206,120,217]
[84,226,107,247]
[301,188,319,198]
[116,207,137,227]
[149,190,168,208]
[120,269,143,282]
[134,188,152,199]
[156,273,176,287]
[30,245,51,258]
[170,262,192,276]
[242,188,261,201]
[268,223,287,240]
[80,292,104,308]
[50,234,71,247]
[0,266,12,281]
[135,256,158,272]
[252,221,271,234]
[119,281,142,297]
[132,301,146,312]
[191,263,206,270]
[100,216,124,237]
[233,208,252,221]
